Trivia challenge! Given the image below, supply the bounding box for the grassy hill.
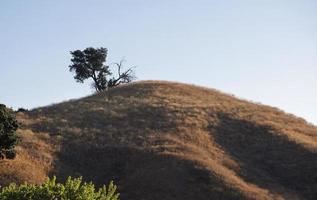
[1,81,316,200]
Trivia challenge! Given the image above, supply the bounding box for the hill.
[1,81,316,200]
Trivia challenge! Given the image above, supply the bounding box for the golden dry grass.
[0,129,54,186]
[1,81,316,200]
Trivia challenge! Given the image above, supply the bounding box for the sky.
[0,0,316,125]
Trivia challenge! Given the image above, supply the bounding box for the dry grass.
[1,81,316,200]
[0,129,54,186]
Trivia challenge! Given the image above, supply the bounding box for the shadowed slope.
[1,81,316,200]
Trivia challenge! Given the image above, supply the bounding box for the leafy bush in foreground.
[0,176,119,200]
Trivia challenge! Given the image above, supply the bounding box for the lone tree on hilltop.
[0,104,19,159]
[69,47,135,92]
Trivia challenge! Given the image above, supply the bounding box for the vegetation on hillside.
[0,104,19,160]
[0,176,119,200]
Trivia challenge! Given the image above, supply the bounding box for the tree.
[69,47,135,92]
[0,104,19,159]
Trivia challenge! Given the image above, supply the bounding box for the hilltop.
[0,81,316,200]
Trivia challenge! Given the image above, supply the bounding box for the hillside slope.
[1,81,317,200]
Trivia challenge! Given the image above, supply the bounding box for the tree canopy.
[69,47,135,92]
[0,104,19,159]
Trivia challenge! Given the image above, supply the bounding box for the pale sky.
[0,0,316,125]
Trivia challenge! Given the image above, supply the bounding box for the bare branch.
[108,59,135,88]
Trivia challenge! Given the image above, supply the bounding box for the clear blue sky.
[0,0,316,125]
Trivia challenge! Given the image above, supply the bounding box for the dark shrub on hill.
[17,108,28,113]
[0,104,19,159]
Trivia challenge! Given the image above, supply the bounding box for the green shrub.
[0,176,119,200]
[16,108,28,113]
[0,104,19,159]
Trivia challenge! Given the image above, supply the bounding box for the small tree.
[0,104,19,159]
[69,47,135,92]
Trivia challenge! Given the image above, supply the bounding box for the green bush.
[0,176,119,200]
[0,104,19,159]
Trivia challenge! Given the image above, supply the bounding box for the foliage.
[0,104,19,159]
[69,47,135,92]
[0,176,119,200]
[17,108,28,113]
